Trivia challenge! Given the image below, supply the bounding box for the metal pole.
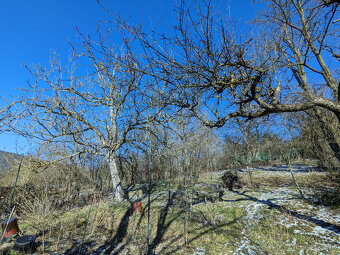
[146,132,152,255]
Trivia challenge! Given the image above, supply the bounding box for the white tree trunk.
[108,154,123,202]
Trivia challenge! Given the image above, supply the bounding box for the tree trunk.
[108,154,124,202]
[313,108,340,167]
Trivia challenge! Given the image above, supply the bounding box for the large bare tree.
[2,30,162,202]
[111,0,339,163]
[128,0,338,121]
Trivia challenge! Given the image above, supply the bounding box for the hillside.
[0,150,23,171]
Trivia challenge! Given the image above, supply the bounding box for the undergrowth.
[1,166,339,254]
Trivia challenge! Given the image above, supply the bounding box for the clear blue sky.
[0,0,258,154]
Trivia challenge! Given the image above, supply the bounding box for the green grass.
[11,184,338,255]
[2,169,340,254]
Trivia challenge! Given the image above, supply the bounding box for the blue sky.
[0,0,258,154]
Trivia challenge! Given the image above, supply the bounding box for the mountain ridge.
[0,150,24,171]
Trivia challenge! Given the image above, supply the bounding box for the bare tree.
[297,108,340,168]
[111,0,339,154]
[256,0,340,164]
[2,30,162,202]
[233,118,267,187]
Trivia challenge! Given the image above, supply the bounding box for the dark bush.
[221,170,241,191]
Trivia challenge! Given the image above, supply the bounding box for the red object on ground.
[1,217,20,238]
[132,201,142,212]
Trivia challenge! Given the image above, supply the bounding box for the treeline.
[87,110,339,187]
[3,107,338,194]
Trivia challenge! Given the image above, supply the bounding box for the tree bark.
[108,154,124,202]
[313,108,340,166]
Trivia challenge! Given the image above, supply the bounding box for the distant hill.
[0,150,23,171]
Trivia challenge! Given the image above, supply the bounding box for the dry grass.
[1,164,340,254]
[247,211,340,255]
[12,184,338,254]
[239,170,334,189]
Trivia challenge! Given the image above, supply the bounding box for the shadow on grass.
[99,207,132,255]
[160,217,242,255]
[90,191,168,255]
[147,189,242,255]
[147,192,179,254]
[231,190,340,235]
[62,207,133,255]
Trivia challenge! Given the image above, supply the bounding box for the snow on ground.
[231,192,267,255]
[210,164,340,254]
[57,164,338,255]
[226,188,338,254]
[239,164,320,173]
[214,163,320,176]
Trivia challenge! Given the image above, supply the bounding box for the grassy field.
[1,165,339,254]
